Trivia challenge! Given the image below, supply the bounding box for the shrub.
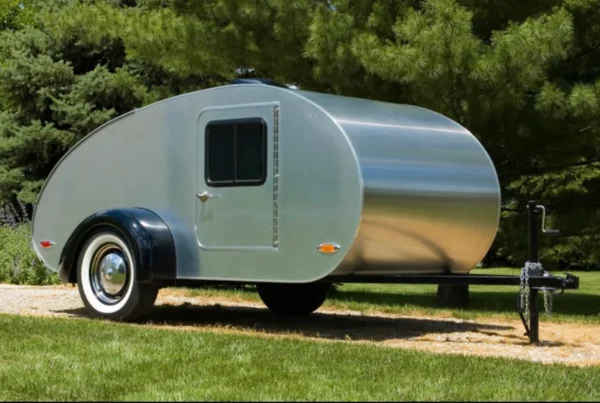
[0,223,59,285]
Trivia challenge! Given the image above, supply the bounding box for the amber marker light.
[318,243,340,255]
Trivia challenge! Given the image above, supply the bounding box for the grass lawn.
[171,268,600,324]
[1,314,599,401]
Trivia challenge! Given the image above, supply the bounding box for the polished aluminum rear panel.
[298,91,501,275]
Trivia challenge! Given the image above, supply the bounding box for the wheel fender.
[58,208,176,285]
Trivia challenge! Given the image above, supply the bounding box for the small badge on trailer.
[39,240,55,249]
[318,243,340,255]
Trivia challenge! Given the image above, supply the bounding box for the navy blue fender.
[58,208,177,285]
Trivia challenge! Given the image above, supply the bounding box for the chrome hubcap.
[90,245,129,305]
[99,252,127,295]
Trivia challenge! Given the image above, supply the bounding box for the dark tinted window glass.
[207,123,235,182]
[205,118,266,186]
[236,122,264,181]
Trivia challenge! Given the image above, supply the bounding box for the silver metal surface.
[195,102,276,250]
[91,249,128,304]
[299,91,501,275]
[32,83,500,283]
[98,252,127,295]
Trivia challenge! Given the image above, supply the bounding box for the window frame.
[204,117,268,187]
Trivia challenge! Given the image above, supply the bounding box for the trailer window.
[205,118,267,186]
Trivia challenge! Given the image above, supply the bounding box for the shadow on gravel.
[58,302,521,344]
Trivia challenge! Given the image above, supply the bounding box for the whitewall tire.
[76,227,158,321]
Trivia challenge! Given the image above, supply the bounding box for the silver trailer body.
[32,84,501,284]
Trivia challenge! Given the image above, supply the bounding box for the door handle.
[196,191,220,202]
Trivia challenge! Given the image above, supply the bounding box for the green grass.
[1,314,599,401]
[171,268,600,324]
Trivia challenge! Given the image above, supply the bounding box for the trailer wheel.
[76,227,158,321]
[256,283,331,315]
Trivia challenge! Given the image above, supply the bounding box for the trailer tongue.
[324,201,580,345]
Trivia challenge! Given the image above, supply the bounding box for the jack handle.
[536,205,560,236]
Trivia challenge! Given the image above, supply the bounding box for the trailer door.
[195,102,278,250]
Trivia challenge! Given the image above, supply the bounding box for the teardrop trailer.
[31,80,579,343]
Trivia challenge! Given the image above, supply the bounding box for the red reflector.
[39,240,55,249]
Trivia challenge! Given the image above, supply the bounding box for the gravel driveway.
[2,283,600,367]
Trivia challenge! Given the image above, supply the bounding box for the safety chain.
[520,261,555,318]
[521,261,540,321]
[520,263,529,321]
[543,288,553,316]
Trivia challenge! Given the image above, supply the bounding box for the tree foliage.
[0,0,36,31]
[1,0,600,268]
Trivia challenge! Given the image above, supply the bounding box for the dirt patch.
[1,284,600,367]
